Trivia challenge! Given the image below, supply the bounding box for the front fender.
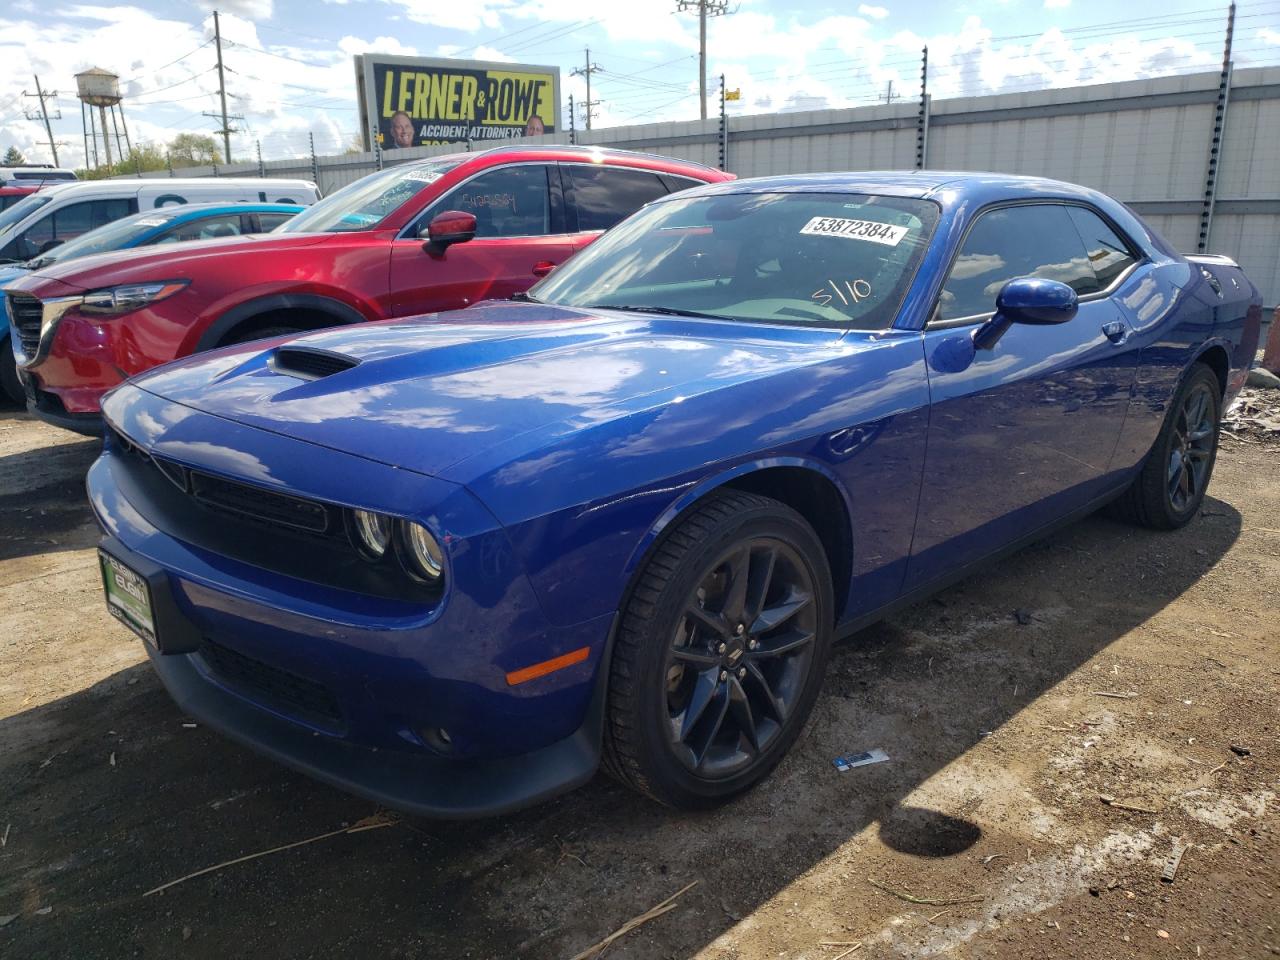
[191,287,381,354]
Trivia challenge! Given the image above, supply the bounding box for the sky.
[1,0,1277,169]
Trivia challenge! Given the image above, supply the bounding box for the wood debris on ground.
[567,880,698,960]
[143,811,399,897]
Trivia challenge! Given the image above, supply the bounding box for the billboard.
[355,54,561,150]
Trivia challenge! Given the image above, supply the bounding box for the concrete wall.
[140,66,1280,304]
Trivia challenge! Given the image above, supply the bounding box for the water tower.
[76,67,132,170]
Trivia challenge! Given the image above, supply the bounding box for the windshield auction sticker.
[799,216,908,246]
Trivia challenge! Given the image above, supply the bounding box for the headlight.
[81,280,188,316]
[402,522,444,580]
[351,509,392,559]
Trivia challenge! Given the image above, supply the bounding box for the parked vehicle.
[0,186,40,213]
[0,164,77,187]
[5,146,729,432]
[0,202,305,403]
[88,171,1262,816]
[0,177,316,266]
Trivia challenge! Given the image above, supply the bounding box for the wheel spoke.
[1188,426,1214,442]
[720,546,750,624]
[677,669,720,742]
[727,675,760,753]
[744,659,786,722]
[745,547,777,625]
[1186,448,1211,462]
[690,684,731,768]
[1167,450,1183,486]
[748,626,815,660]
[684,604,729,640]
[751,592,811,636]
[672,646,721,668]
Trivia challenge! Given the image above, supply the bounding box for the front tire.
[602,491,833,809]
[1112,362,1222,530]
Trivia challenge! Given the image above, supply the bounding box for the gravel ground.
[0,404,1277,960]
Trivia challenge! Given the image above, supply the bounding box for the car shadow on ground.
[0,416,100,562]
[0,498,1243,959]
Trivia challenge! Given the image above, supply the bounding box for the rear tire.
[0,334,23,406]
[1111,362,1221,530]
[602,490,833,809]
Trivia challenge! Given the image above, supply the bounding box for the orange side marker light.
[505,646,591,686]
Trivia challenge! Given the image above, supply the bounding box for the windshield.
[27,209,181,267]
[0,194,51,235]
[277,160,461,234]
[532,191,940,329]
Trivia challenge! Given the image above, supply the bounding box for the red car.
[0,185,40,213]
[6,145,731,432]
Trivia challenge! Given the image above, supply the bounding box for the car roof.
[682,170,1112,203]
[34,178,316,198]
[151,201,305,219]
[396,143,725,178]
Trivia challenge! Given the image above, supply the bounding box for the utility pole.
[1198,1,1235,253]
[568,93,576,145]
[25,76,61,166]
[718,74,726,171]
[210,10,234,163]
[570,48,602,131]
[880,79,900,104]
[677,0,730,120]
[916,46,929,170]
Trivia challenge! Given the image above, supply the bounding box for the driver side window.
[938,204,1098,323]
[425,165,551,239]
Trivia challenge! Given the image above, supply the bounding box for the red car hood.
[8,232,336,293]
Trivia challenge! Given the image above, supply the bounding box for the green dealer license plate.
[99,550,159,648]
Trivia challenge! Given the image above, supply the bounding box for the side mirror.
[422,210,477,254]
[973,278,1078,351]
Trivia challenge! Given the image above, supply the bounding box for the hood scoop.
[270,346,360,381]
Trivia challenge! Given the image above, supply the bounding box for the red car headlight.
[80,280,189,316]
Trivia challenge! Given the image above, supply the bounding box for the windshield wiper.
[510,291,542,303]
[581,303,730,321]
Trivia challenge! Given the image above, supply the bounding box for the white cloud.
[1044,0,1070,8]
[858,4,889,19]
[195,0,275,19]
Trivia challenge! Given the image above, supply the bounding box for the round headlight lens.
[403,522,444,580]
[352,509,392,559]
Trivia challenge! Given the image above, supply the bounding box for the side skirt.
[833,481,1132,642]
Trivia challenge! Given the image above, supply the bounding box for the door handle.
[532,260,557,277]
[1101,320,1129,344]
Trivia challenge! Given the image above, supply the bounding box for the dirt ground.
[1,404,1277,960]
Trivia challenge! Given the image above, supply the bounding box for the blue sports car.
[0,202,303,403]
[88,172,1262,817]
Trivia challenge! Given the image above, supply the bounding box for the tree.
[74,144,170,181]
[2,146,26,165]
[168,133,222,166]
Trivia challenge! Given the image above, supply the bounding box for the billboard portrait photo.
[356,54,561,150]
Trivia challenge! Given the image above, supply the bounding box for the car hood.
[13,232,335,292]
[128,300,846,479]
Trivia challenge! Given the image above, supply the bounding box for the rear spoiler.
[1185,253,1240,267]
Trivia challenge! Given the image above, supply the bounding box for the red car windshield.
[277,160,461,234]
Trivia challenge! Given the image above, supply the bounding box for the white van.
[0,178,319,264]
[0,165,78,186]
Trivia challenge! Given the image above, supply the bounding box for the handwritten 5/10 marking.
[813,279,873,308]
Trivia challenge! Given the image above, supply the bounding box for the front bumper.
[90,388,614,817]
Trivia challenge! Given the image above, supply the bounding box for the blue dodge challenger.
[88,172,1262,816]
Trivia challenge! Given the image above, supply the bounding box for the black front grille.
[198,639,344,728]
[189,470,332,534]
[8,294,42,356]
[273,347,359,380]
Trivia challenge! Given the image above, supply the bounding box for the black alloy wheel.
[602,490,833,809]
[664,538,818,779]
[1111,361,1222,530]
